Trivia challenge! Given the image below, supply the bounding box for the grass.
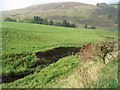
[2,22,117,75]
[55,59,118,88]
[2,55,118,88]
[1,22,118,88]
[88,57,118,88]
[2,22,117,54]
[2,53,37,75]
[2,55,80,88]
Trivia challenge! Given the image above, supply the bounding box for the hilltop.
[2,2,118,27]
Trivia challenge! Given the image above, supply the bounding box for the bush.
[23,18,34,23]
[4,17,16,22]
[70,24,76,28]
[91,26,96,29]
[54,22,62,26]
[61,20,76,28]
[84,24,96,29]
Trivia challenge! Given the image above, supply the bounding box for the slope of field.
[2,22,118,88]
[2,55,80,88]
[2,53,118,88]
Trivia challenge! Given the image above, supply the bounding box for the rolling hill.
[2,2,118,27]
[1,2,119,88]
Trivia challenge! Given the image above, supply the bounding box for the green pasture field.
[2,22,117,54]
[1,22,118,88]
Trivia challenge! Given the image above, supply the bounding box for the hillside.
[2,22,118,88]
[1,2,119,88]
[2,2,118,27]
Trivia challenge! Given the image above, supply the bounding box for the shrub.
[70,24,76,28]
[23,18,34,23]
[4,17,16,22]
[91,26,96,29]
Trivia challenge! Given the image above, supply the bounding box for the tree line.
[4,16,76,28]
[33,16,76,28]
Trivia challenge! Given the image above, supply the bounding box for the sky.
[0,0,119,11]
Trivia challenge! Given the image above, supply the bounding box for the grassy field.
[2,55,80,88]
[2,22,118,88]
[2,22,117,54]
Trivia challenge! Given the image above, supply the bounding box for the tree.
[115,19,118,24]
[96,3,100,7]
[48,20,54,25]
[33,16,44,24]
[42,18,48,25]
[62,20,69,27]
[34,16,39,24]
[38,17,43,24]
[84,24,88,29]
[70,24,76,28]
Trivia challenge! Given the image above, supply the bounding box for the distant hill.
[2,2,118,27]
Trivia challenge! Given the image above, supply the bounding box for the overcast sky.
[0,0,119,11]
